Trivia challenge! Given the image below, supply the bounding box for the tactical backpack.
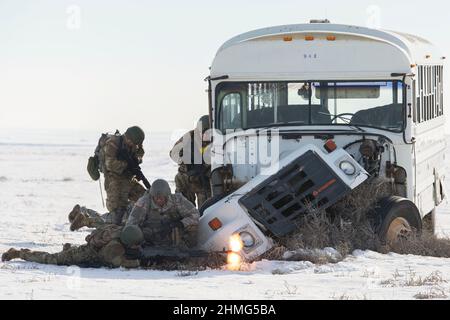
[87,131,121,181]
[85,224,123,250]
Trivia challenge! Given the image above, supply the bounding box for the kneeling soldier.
[126,179,200,249]
[67,203,134,231]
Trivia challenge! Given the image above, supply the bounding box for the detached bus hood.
[199,144,369,261]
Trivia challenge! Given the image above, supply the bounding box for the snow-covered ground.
[1,129,450,300]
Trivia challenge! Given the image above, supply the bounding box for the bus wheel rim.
[386,217,412,244]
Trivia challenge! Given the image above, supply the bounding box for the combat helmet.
[150,179,171,198]
[125,126,145,146]
[120,225,144,246]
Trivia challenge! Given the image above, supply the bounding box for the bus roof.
[211,23,443,80]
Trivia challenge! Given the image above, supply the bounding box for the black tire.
[374,196,422,244]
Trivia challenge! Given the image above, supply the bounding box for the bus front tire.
[375,196,422,245]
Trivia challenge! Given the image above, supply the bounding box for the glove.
[160,220,184,235]
[134,170,146,182]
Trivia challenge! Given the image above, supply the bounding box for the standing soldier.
[170,115,211,208]
[1,224,144,268]
[87,126,149,225]
[126,179,200,249]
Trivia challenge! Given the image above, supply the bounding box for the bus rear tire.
[375,196,422,245]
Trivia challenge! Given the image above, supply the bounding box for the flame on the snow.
[227,252,242,271]
[227,234,243,271]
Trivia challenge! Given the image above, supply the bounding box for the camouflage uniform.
[170,130,211,208]
[69,204,135,231]
[100,134,146,222]
[2,224,139,268]
[126,191,200,249]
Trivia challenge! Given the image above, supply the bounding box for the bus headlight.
[339,161,356,175]
[239,232,256,248]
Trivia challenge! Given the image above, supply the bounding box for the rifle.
[117,146,151,190]
[142,246,210,259]
[140,246,226,264]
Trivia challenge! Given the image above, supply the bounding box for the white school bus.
[198,21,446,261]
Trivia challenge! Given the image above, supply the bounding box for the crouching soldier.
[1,224,144,269]
[170,115,212,208]
[88,126,148,225]
[126,179,200,249]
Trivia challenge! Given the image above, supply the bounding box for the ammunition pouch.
[87,156,100,181]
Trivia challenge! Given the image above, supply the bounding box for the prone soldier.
[1,224,145,268]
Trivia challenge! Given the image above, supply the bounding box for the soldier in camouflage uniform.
[170,115,212,208]
[67,203,134,231]
[126,179,200,249]
[1,224,144,268]
[99,126,147,225]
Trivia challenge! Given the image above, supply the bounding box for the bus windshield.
[216,81,405,132]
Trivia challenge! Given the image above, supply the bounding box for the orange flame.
[227,252,242,271]
[227,234,243,271]
[229,234,243,253]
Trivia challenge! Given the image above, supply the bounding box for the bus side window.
[416,68,418,122]
[435,65,443,118]
[426,65,429,120]
[418,65,423,123]
[438,66,444,116]
[412,80,417,122]
[430,66,434,119]
[438,66,441,115]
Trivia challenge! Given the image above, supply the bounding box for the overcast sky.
[0,0,448,133]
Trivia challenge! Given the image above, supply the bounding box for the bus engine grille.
[239,150,350,237]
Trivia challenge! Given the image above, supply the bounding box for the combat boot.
[70,212,93,231]
[1,248,28,262]
[68,205,81,223]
